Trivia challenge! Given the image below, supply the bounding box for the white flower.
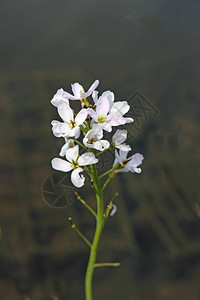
[87,96,126,132]
[50,88,70,107]
[83,124,110,151]
[110,204,117,216]
[59,138,75,157]
[51,103,87,138]
[113,149,144,173]
[63,80,99,100]
[51,145,98,187]
[111,129,131,151]
[101,90,133,124]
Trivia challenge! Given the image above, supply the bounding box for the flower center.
[71,159,79,169]
[88,137,96,144]
[70,120,76,128]
[98,114,107,123]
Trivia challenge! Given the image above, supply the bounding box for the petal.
[129,153,144,166]
[96,96,110,116]
[119,149,129,160]
[71,167,85,187]
[101,122,112,132]
[59,140,75,156]
[80,79,99,98]
[93,140,110,151]
[71,82,83,98]
[59,142,69,157]
[78,152,98,166]
[124,117,134,123]
[87,124,103,140]
[66,145,79,163]
[51,158,72,172]
[50,88,70,107]
[92,90,99,103]
[116,143,131,152]
[125,153,144,173]
[58,103,74,122]
[114,149,123,165]
[75,108,88,125]
[110,204,117,216]
[102,90,115,107]
[83,137,94,148]
[87,109,99,122]
[110,101,130,115]
[112,129,127,146]
[106,114,126,126]
[51,120,70,137]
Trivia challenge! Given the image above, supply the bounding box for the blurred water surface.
[0,1,200,299]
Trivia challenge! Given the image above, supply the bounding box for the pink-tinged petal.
[66,145,79,163]
[117,143,131,152]
[75,108,88,125]
[71,167,85,188]
[87,108,98,122]
[71,83,84,98]
[117,167,129,173]
[96,96,110,116]
[61,91,78,100]
[124,117,134,123]
[107,114,126,126]
[110,101,130,115]
[78,152,98,166]
[87,108,95,118]
[125,153,144,173]
[129,153,144,166]
[101,122,112,132]
[58,103,74,122]
[51,88,70,107]
[51,158,72,172]
[112,129,127,146]
[102,90,115,107]
[114,149,123,165]
[92,90,99,103]
[119,149,129,159]
[80,80,99,98]
[93,140,110,151]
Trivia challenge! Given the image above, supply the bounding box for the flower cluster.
[50,79,144,187]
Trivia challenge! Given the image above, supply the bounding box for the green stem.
[75,192,97,219]
[85,164,104,300]
[102,177,111,192]
[68,218,92,248]
[99,168,114,179]
[73,138,88,150]
[94,262,120,268]
[95,148,108,157]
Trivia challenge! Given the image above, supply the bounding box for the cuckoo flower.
[63,79,99,100]
[111,129,131,151]
[59,138,75,157]
[83,124,110,151]
[50,88,70,107]
[87,95,126,132]
[101,90,134,124]
[113,149,144,173]
[51,145,98,187]
[51,103,87,138]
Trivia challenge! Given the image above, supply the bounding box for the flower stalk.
[49,79,144,300]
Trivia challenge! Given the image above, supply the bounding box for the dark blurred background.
[0,0,200,299]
